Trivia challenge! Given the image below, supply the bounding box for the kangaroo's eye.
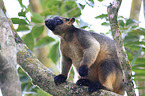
[56,19,63,25]
[66,19,69,21]
[57,19,61,22]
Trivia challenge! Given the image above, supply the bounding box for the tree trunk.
[130,0,145,95]
[130,0,142,25]
[0,8,22,96]
[143,0,145,18]
[107,0,136,96]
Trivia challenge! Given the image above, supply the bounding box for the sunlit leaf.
[31,25,44,38]
[98,0,103,2]
[134,78,145,81]
[22,33,34,51]
[35,36,55,48]
[135,58,145,64]
[133,73,145,76]
[135,87,145,89]
[119,20,124,27]
[95,14,108,19]
[132,64,145,68]
[78,3,85,9]
[87,0,94,7]
[101,22,109,26]
[48,42,60,63]
[60,1,81,17]
[124,41,145,46]
[31,13,44,23]
[126,19,139,26]
[18,0,25,8]
[130,47,142,66]
[18,10,26,17]
[11,18,28,25]
[16,25,30,32]
[36,89,51,96]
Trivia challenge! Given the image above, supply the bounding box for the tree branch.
[0,8,22,96]
[107,0,136,96]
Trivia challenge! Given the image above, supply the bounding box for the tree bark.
[130,0,142,22]
[0,8,22,96]
[144,0,145,18]
[107,0,136,96]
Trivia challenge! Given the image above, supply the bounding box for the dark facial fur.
[45,16,64,31]
[45,16,75,31]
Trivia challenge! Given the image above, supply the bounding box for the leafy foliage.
[48,42,60,63]
[31,25,44,38]
[35,36,55,48]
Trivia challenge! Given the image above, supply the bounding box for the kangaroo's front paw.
[76,79,90,86]
[78,65,88,77]
[54,74,66,85]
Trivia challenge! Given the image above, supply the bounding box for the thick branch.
[0,9,22,96]
[107,0,136,96]
[130,0,142,21]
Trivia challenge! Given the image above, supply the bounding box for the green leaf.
[126,19,138,26]
[16,25,30,32]
[135,87,145,89]
[124,41,145,46]
[78,3,85,9]
[134,78,145,81]
[48,42,60,63]
[132,64,145,68]
[22,33,34,51]
[87,0,94,7]
[60,1,81,17]
[36,89,51,96]
[18,10,26,17]
[133,73,145,76]
[35,36,55,48]
[31,25,44,38]
[98,0,103,2]
[95,14,108,19]
[119,20,124,27]
[17,0,25,8]
[88,0,94,4]
[130,47,142,66]
[101,22,109,26]
[135,58,145,64]
[11,18,28,25]
[31,13,44,23]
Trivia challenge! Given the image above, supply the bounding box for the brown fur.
[45,16,124,95]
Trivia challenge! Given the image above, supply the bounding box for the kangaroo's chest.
[61,42,83,68]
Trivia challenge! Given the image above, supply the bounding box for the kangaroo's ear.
[68,17,75,24]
